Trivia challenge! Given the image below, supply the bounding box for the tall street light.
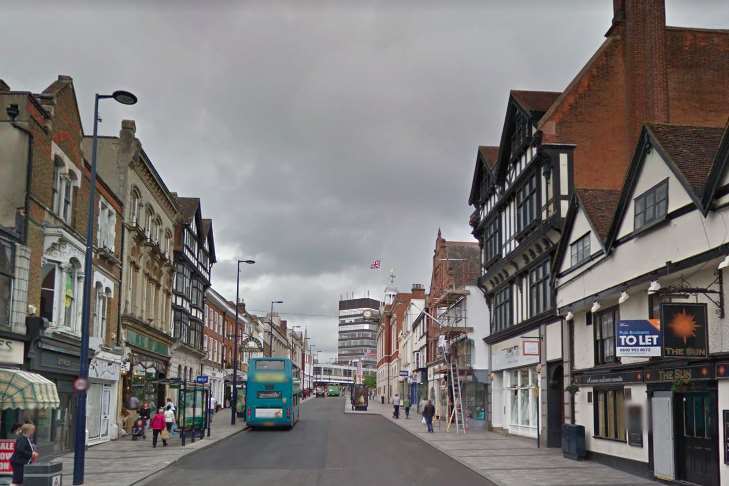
[74,90,137,486]
[268,300,283,356]
[231,259,255,425]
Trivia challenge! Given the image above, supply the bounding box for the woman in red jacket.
[150,408,168,448]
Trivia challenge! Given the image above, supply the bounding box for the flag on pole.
[370,259,381,270]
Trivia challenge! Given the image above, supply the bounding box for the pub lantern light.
[590,301,601,314]
[618,291,630,305]
[718,255,729,270]
[648,280,662,294]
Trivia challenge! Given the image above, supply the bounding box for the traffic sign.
[196,375,209,384]
[73,378,88,391]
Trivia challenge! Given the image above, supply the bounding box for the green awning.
[0,369,60,410]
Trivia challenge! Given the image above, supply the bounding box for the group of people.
[391,394,436,433]
[136,399,177,447]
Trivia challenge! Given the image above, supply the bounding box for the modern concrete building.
[337,297,380,368]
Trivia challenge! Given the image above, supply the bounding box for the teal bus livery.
[245,357,301,428]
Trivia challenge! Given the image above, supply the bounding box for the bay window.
[0,240,14,327]
[529,260,551,317]
[493,286,513,333]
[517,174,538,232]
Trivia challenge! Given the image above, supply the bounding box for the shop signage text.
[616,320,661,357]
[643,364,714,383]
[0,339,24,365]
[574,371,643,386]
[0,439,14,475]
[127,330,169,356]
[661,303,708,358]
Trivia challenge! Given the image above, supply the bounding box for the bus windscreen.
[255,360,285,370]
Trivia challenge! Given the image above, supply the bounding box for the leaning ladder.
[447,358,466,433]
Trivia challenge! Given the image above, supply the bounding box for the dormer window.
[570,233,591,268]
[634,179,668,232]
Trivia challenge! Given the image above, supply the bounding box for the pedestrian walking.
[392,393,400,419]
[150,408,168,448]
[164,406,175,433]
[10,423,38,486]
[403,398,411,419]
[165,398,176,413]
[138,401,152,435]
[422,400,435,433]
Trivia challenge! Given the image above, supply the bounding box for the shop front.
[26,321,85,454]
[122,328,171,415]
[87,350,122,445]
[490,332,540,438]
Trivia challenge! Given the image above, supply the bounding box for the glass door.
[100,385,111,438]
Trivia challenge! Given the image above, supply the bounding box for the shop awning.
[0,369,61,410]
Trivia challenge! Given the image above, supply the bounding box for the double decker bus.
[245,357,301,429]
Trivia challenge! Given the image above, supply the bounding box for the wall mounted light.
[591,301,601,314]
[618,291,630,305]
[648,280,662,294]
[565,311,574,321]
[718,256,729,270]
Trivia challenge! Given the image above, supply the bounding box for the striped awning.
[0,369,60,410]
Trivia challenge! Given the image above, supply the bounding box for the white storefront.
[490,332,541,438]
[202,364,225,408]
[87,350,123,445]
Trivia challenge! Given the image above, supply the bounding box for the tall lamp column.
[231,259,255,425]
[74,90,137,486]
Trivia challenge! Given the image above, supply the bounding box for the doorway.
[674,390,719,486]
[546,362,563,448]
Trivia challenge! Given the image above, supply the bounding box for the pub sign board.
[616,320,661,357]
[661,303,708,358]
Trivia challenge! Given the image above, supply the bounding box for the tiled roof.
[478,146,499,169]
[175,196,200,223]
[511,90,561,120]
[576,188,622,242]
[648,123,726,197]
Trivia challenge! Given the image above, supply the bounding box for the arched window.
[64,258,82,332]
[152,217,162,244]
[130,187,142,225]
[165,230,173,260]
[144,206,153,238]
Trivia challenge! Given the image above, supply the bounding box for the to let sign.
[617,320,661,357]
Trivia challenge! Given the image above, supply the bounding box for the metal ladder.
[447,358,466,433]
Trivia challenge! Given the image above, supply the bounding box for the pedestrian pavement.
[49,410,246,486]
[345,398,657,486]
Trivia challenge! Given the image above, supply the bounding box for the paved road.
[142,397,494,486]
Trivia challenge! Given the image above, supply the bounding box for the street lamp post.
[268,300,283,357]
[74,90,137,486]
[231,259,255,426]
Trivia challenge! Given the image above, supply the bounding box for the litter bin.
[23,462,62,486]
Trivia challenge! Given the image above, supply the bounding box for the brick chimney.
[411,284,425,300]
[612,0,669,137]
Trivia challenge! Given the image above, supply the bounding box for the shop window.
[634,179,668,231]
[594,306,618,365]
[570,233,590,268]
[594,388,626,441]
[506,367,537,428]
[0,240,14,327]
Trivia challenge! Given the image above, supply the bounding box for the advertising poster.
[616,320,661,357]
[0,439,14,475]
[661,303,708,358]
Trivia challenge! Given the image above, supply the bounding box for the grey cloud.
[3,0,727,353]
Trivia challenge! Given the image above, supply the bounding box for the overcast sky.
[2,1,727,362]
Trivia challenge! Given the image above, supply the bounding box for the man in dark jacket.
[422,400,435,433]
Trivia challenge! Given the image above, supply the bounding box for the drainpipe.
[116,226,125,347]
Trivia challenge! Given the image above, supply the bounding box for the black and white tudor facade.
[469,90,571,445]
[555,121,729,486]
